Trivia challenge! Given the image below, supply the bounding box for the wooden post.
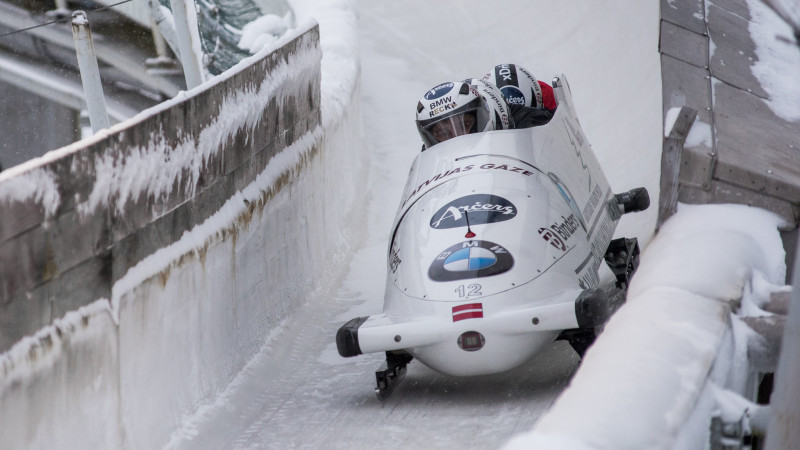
[657,106,696,230]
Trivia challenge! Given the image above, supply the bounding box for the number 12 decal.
[455,283,483,298]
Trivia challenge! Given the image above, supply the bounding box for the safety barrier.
[505,203,788,449]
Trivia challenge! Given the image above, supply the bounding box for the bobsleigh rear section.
[336,75,649,399]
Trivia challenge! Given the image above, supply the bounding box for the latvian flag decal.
[452,303,483,322]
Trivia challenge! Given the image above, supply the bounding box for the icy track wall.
[505,0,800,447]
[0,21,364,448]
[505,204,788,450]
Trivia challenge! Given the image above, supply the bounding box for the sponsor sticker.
[424,82,454,100]
[547,172,587,232]
[582,183,603,224]
[495,64,517,85]
[428,240,514,282]
[430,194,517,229]
[548,214,581,242]
[402,163,535,208]
[428,99,458,117]
[538,227,566,251]
[500,86,525,106]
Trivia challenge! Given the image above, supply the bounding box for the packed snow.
[504,204,787,449]
[664,106,714,148]
[238,12,295,54]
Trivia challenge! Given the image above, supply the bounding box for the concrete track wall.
[0,24,319,353]
[0,19,366,448]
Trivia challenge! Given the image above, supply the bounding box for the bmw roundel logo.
[444,246,496,271]
[500,86,525,106]
[424,82,454,100]
[429,240,514,282]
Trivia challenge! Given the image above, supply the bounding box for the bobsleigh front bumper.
[336,289,618,358]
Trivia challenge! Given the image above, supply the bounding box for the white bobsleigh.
[336,75,650,399]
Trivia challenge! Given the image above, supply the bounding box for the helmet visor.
[418,111,478,148]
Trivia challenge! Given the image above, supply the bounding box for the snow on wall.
[118,106,363,447]
[504,203,787,450]
[0,23,325,343]
[0,168,60,219]
[0,0,364,446]
[79,21,324,220]
[0,16,320,221]
[0,301,121,449]
[746,0,800,122]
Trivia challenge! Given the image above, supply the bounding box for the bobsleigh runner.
[336,75,650,400]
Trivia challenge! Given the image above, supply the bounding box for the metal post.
[45,0,71,22]
[151,17,170,59]
[145,4,181,77]
[147,0,181,60]
[71,11,109,133]
[79,110,92,140]
[169,0,205,89]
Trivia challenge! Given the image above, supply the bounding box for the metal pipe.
[147,0,181,60]
[169,0,205,88]
[150,16,170,59]
[71,11,109,133]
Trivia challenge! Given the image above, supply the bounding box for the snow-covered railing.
[505,204,789,449]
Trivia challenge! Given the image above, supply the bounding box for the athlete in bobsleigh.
[419,64,553,150]
[337,65,650,400]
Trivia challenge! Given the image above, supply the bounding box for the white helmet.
[416,80,512,149]
[482,64,544,109]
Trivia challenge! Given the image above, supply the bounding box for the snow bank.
[504,203,787,450]
[238,12,294,54]
[289,0,360,127]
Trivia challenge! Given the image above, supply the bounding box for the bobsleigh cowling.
[336,75,649,399]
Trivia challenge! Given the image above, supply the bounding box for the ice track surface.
[167,0,661,447]
[166,285,579,448]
